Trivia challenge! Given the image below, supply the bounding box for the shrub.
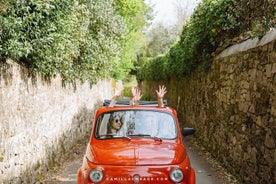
[0,0,126,84]
[137,0,275,81]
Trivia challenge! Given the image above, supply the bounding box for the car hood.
[87,139,186,165]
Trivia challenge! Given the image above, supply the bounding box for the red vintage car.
[77,100,195,184]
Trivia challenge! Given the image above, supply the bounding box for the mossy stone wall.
[142,31,276,184]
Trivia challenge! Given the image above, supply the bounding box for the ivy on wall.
[137,0,276,81]
[0,0,147,84]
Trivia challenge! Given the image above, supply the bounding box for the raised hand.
[156,85,167,98]
[109,85,124,107]
[131,87,142,106]
[114,86,123,99]
[156,85,167,107]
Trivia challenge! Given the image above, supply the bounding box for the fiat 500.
[77,100,195,184]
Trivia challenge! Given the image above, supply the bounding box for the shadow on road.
[184,137,239,184]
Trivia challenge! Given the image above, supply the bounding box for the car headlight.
[89,168,103,183]
[169,168,184,183]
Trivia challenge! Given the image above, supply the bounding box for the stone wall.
[141,30,276,184]
[0,60,114,183]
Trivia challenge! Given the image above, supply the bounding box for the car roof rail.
[103,99,168,107]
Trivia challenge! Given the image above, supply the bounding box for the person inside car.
[107,112,124,135]
[130,85,167,107]
[107,86,140,135]
[131,86,142,106]
[156,85,167,107]
[107,85,167,136]
[130,85,166,136]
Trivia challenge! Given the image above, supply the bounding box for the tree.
[137,0,275,81]
[112,0,149,79]
[145,23,174,57]
[0,0,127,84]
[142,0,200,58]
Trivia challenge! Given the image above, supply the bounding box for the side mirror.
[182,127,195,137]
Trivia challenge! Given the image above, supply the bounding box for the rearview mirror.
[182,128,195,137]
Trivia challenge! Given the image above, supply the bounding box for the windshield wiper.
[129,134,162,142]
[116,135,131,141]
[98,134,131,140]
[129,133,151,137]
[98,134,114,138]
[153,136,162,142]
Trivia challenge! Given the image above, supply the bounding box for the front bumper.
[77,157,195,184]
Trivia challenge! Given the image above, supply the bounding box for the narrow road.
[41,137,239,184]
[183,137,239,184]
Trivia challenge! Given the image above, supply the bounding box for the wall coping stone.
[216,29,276,59]
[258,28,276,46]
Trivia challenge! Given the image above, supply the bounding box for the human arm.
[109,86,123,107]
[156,85,167,107]
[131,87,142,106]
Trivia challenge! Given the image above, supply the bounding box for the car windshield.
[95,110,177,139]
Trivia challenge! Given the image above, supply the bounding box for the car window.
[95,110,177,139]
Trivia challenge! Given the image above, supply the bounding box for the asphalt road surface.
[42,137,239,184]
[183,137,239,184]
